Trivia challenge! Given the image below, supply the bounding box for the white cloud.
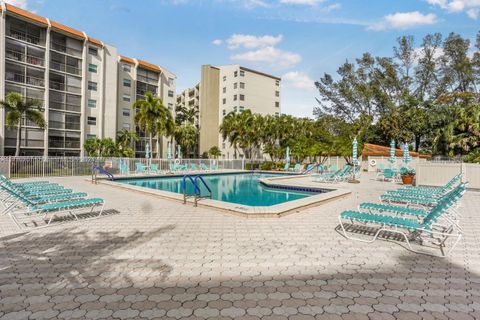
[282,71,316,90]
[5,0,28,8]
[227,34,283,49]
[427,0,480,19]
[231,46,301,68]
[279,0,325,5]
[368,11,438,31]
[212,39,223,46]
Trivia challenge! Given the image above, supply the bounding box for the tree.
[175,122,197,158]
[208,146,221,159]
[0,92,45,156]
[116,129,137,157]
[133,92,175,158]
[84,138,117,157]
[175,105,199,126]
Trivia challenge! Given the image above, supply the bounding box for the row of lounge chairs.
[312,165,359,183]
[0,175,105,229]
[338,174,465,256]
[120,162,219,175]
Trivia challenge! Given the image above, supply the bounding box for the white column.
[79,39,87,157]
[98,44,105,138]
[0,8,6,155]
[43,22,51,157]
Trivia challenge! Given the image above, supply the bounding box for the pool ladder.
[182,175,212,207]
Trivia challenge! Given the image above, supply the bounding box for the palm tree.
[175,122,197,158]
[0,92,45,156]
[208,146,222,159]
[219,111,241,158]
[175,105,199,126]
[133,92,175,158]
[116,129,138,150]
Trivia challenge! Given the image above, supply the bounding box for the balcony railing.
[136,88,158,96]
[48,120,80,131]
[137,75,158,85]
[6,49,45,67]
[5,72,45,87]
[50,41,83,57]
[7,29,43,46]
[50,60,81,75]
[49,100,81,112]
[49,80,81,94]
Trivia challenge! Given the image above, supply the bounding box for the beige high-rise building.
[177,64,281,159]
[0,3,176,157]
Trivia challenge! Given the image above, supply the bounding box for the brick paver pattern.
[0,174,479,320]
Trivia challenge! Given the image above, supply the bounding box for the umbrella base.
[348,179,360,184]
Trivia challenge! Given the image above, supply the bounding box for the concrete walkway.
[0,173,479,319]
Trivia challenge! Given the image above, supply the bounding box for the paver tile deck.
[0,173,479,319]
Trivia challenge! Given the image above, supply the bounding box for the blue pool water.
[118,173,318,206]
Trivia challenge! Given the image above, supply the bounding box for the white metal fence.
[0,157,247,179]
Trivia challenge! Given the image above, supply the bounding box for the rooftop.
[0,172,479,319]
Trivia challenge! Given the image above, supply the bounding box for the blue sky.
[11,0,480,117]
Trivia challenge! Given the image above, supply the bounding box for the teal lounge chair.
[339,183,466,256]
[135,162,146,174]
[200,163,210,171]
[377,168,395,182]
[149,163,159,174]
[325,165,352,183]
[1,185,105,229]
[211,162,219,171]
[190,163,200,171]
[328,164,338,173]
[120,163,129,175]
[283,163,290,171]
[289,163,302,172]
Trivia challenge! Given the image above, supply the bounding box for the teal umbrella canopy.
[389,139,396,163]
[352,137,358,165]
[177,144,182,159]
[145,142,150,160]
[403,143,411,163]
[167,142,172,160]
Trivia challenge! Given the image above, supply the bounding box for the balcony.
[50,60,81,75]
[50,41,83,57]
[49,100,81,113]
[49,80,81,94]
[5,72,45,87]
[6,49,45,67]
[136,88,158,97]
[7,29,43,46]
[137,75,158,85]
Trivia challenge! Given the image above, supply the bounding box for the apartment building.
[0,3,175,157]
[177,64,281,159]
[117,57,176,158]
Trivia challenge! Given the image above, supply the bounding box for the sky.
[8,0,480,118]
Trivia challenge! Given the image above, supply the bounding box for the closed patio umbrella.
[389,139,396,163]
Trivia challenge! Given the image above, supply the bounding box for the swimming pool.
[117,172,319,206]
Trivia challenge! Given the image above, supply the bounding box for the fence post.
[8,157,11,179]
[42,158,45,177]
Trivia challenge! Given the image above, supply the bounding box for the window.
[88,64,97,73]
[123,94,131,102]
[233,95,237,101]
[87,99,96,108]
[275,91,280,97]
[223,76,226,81]
[240,70,245,76]
[275,80,280,86]
[239,94,245,101]
[122,108,130,117]
[222,143,226,149]
[168,78,174,86]
[234,83,238,89]
[122,64,131,72]
[123,123,130,130]
[275,101,280,108]
[168,90,174,97]
[222,109,226,116]
[168,103,173,109]
[275,112,280,116]
[88,47,98,56]
[87,116,96,125]
[240,82,245,89]
[234,106,238,112]
[239,106,245,112]
[123,79,131,87]
[88,81,97,91]
[222,98,226,105]
[234,71,238,77]
[223,87,226,93]
[86,134,96,140]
